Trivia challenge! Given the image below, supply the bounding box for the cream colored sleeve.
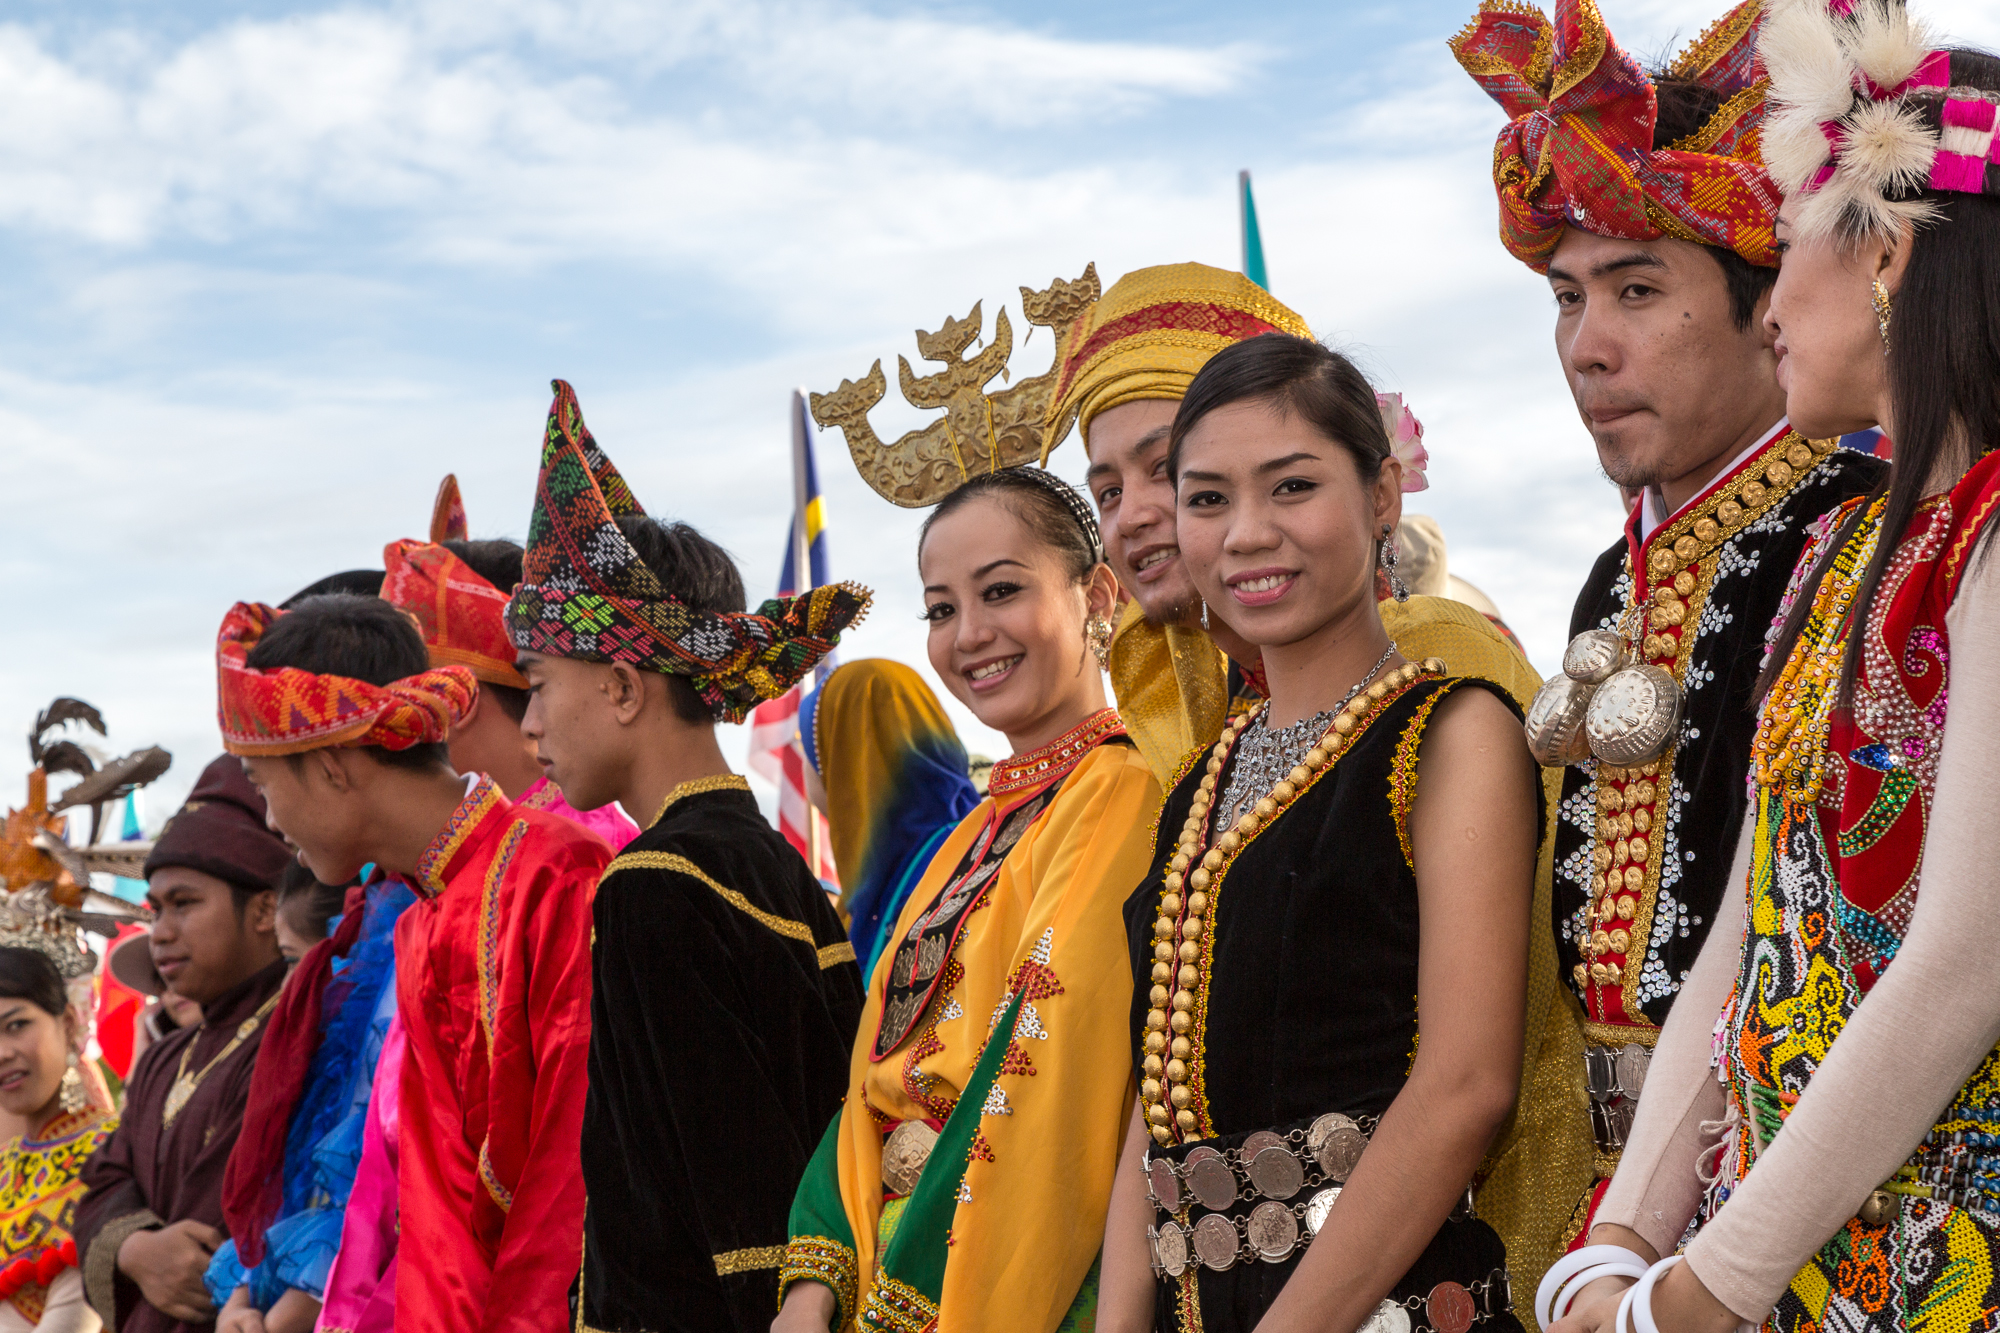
[1683,549,2000,1322]
[1589,824,1744,1256]
[33,1268,101,1333]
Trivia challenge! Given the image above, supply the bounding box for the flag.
[748,391,840,889]
[1239,169,1270,292]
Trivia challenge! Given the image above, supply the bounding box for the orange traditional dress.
[780,710,1160,1333]
[0,1110,114,1333]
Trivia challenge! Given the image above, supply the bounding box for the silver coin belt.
[1144,1113,1380,1276]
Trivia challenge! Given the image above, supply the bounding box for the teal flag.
[1239,169,1269,291]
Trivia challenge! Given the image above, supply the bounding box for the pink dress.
[514,776,641,851]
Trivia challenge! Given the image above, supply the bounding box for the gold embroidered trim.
[712,1244,785,1276]
[1388,687,1454,873]
[606,852,821,948]
[779,1235,860,1330]
[650,773,750,828]
[84,1209,161,1327]
[478,1138,513,1212]
[817,940,858,970]
[857,1275,939,1333]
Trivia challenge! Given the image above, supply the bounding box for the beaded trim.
[985,709,1125,797]
[779,1236,860,1327]
[414,776,503,898]
[1389,689,1455,873]
[857,1274,939,1333]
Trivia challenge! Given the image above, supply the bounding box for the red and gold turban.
[504,380,871,724]
[1040,262,1312,459]
[217,602,476,756]
[1451,0,1779,273]
[381,540,529,690]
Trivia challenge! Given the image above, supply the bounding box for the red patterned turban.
[430,472,468,543]
[503,380,872,724]
[381,540,530,690]
[1451,0,1780,272]
[217,602,477,755]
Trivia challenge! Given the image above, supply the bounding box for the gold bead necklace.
[1141,654,1445,1146]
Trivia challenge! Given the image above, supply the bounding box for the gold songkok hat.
[1039,262,1312,462]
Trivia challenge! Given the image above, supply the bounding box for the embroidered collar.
[1637,418,1790,540]
[649,773,751,829]
[986,709,1125,799]
[516,776,562,812]
[413,775,505,898]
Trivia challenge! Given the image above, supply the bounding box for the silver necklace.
[1218,642,1399,829]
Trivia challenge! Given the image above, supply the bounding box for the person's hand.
[1548,1273,1637,1333]
[1647,1261,1742,1333]
[116,1221,222,1323]
[771,1280,835,1333]
[215,1286,266,1333]
[264,1285,321,1333]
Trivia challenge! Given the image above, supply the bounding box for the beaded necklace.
[1141,653,1444,1146]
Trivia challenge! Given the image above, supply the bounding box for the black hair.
[918,469,1103,585]
[245,593,452,770]
[280,570,384,609]
[1167,334,1392,488]
[441,538,530,723]
[277,862,349,945]
[614,515,747,725]
[1651,75,1777,331]
[1759,48,2000,706]
[0,948,69,1020]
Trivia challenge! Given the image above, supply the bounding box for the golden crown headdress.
[810,264,1101,508]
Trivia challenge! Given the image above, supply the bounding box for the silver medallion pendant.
[1584,664,1683,766]
[1192,1213,1239,1271]
[1359,1298,1413,1333]
[1247,1201,1300,1261]
[1185,1147,1237,1212]
[1524,675,1594,766]
[1523,626,1684,768]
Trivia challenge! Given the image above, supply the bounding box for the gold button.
[1178,941,1200,963]
[1171,990,1195,1013]
[1617,897,1637,921]
[1176,1109,1198,1132]
[1787,442,1813,470]
[1166,1058,1187,1081]
[1145,1031,1167,1054]
[1674,572,1696,597]
[1765,460,1795,489]
[1169,1011,1192,1034]
[1630,834,1649,861]
[1632,808,1651,833]
[1694,517,1721,544]
[1171,1036,1192,1059]
[1143,1078,1162,1101]
[1674,535,1699,560]
[1150,985,1170,1007]
[1178,965,1199,988]
[1144,1054,1164,1077]
[1148,1104,1170,1126]
[1741,481,1767,506]
[1187,892,1208,915]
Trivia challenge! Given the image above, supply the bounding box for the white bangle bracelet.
[1614,1255,1685,1333]
[1551,1262,1649,1324]
[1537,1245,1652,1330]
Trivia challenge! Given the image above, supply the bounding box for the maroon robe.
[77,960,288,1333]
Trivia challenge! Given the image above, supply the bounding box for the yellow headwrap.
[1039,261,1312,461]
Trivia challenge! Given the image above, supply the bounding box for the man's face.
[1548,228,1784,494]
[516,652,631,812]
[241,753,373,885]
[1083,398,1195,625]
[144,866,276,1008]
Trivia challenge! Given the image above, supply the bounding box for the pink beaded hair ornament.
[1760,0,1999,243]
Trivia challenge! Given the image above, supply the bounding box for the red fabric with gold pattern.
[381,539,531,689]
[431,473,468,544]
[217,601,477,755]
[1450,0,1779,273]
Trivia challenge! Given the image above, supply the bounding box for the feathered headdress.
[1760,0,1997,243]
[504,381,871,723]
[1452,0,1780,271]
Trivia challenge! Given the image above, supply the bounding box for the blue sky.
[5,0,1993,822]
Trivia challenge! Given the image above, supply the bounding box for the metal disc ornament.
[1584,664,1684,766]
[1241,1130,1287,1156]
[1562,629,1627,684]
[1156,1221,1190,1277]
[1308,1113,1366,1182]
[1359,1298,1413,1333]
[1247,1201,1300,1260]
[1192,1213,1239,1271]
[1616,1043,1652,1100]
[1524,675,1594,767]
[1303,1186,1341,1235]
[1247,1146,1304,1200]
[1186,1147,1237,1212]
[1148,1158,1182,1213]
[1427,1282,1477,1333]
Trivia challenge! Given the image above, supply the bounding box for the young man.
[381,475,638,846]
[217,593,609,1333]
[504,380,867,1332]
[76,756,293,1333]
[1451,0,1884,1214]
[1040,259,1587,1316]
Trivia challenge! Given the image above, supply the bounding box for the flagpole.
[789,389,826,881]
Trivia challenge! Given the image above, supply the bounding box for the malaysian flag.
[748,391,839,889]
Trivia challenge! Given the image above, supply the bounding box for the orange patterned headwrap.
[1040,262,1312,459]
[1450,0,1778,273]
[380,539,530,690]
[217,602,477,756]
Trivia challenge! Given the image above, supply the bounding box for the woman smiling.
[1098,334,1541,1333]
[776,468,1160,1333]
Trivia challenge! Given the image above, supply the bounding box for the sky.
[4,0,1994,828]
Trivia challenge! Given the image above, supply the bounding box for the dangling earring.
[1380,526,1410,603]
[58,1054,86,1114]
[1199,600,1210,631]
[1086,614,1113,670]
[1872,278,1893,355]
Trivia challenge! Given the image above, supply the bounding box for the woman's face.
[1175,398,1399,651]
[919,494,1111,750]
[0,998,74,1122]
[1766,200,1893,439]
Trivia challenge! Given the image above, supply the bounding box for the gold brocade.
[1105,593,1591,1324]
[1105,599,1231,787]
[0,1109,115,1325]
[832,742,1159,1333]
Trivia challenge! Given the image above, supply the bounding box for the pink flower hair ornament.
[1377,392,1430,493]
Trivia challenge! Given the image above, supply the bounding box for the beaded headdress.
[1760,0,1998,244]
[1452,0,1780,272]
[380,475,530,690]
[505,380,871,723]
[217,602,478,756]
[810,265,1103,508]
[1040,262,1311,457]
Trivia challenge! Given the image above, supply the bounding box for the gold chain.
[162,991,281,1127]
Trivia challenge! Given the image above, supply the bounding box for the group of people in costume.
[1,0,1993,1331]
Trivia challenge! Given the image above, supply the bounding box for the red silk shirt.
[392,775,609,1333]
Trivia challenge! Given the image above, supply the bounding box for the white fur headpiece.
[1762,0,1998,242]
